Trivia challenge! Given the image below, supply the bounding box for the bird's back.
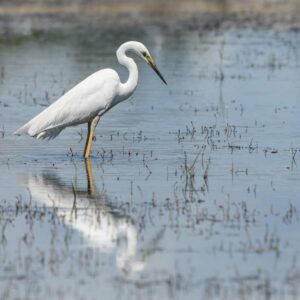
[15,69,120,139]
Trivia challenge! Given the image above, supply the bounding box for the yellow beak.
[147,58,167,85]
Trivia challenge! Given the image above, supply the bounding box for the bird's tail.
[14,121,33,136]
[14,122,62,140]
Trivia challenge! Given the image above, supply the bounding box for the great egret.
[14,41,167,158]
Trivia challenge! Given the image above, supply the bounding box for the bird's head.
[138,46,167,85]
[118,41,167,85]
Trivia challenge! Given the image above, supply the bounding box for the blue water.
[0,27,299,299]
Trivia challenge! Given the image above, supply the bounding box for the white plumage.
[14,41,166,157]
[15,69,120,140]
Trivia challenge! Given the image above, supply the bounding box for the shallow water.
[0,27,300,299]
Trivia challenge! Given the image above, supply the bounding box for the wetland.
[0,7,300,299]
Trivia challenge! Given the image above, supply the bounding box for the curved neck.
[117,43,139,99]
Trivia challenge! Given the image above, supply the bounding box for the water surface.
[0,27,300,299]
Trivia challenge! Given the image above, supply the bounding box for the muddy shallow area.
[0,11,300,300]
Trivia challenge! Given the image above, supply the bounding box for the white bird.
[14,41,167,158]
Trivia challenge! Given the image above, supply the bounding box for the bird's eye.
[142,51,147,57]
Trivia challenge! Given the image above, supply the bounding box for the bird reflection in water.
[23,158,146,273]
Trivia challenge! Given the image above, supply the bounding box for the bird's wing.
[15,69,120,138]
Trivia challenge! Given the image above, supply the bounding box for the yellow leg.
[83,116,100,158]
[84,158,97,197]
